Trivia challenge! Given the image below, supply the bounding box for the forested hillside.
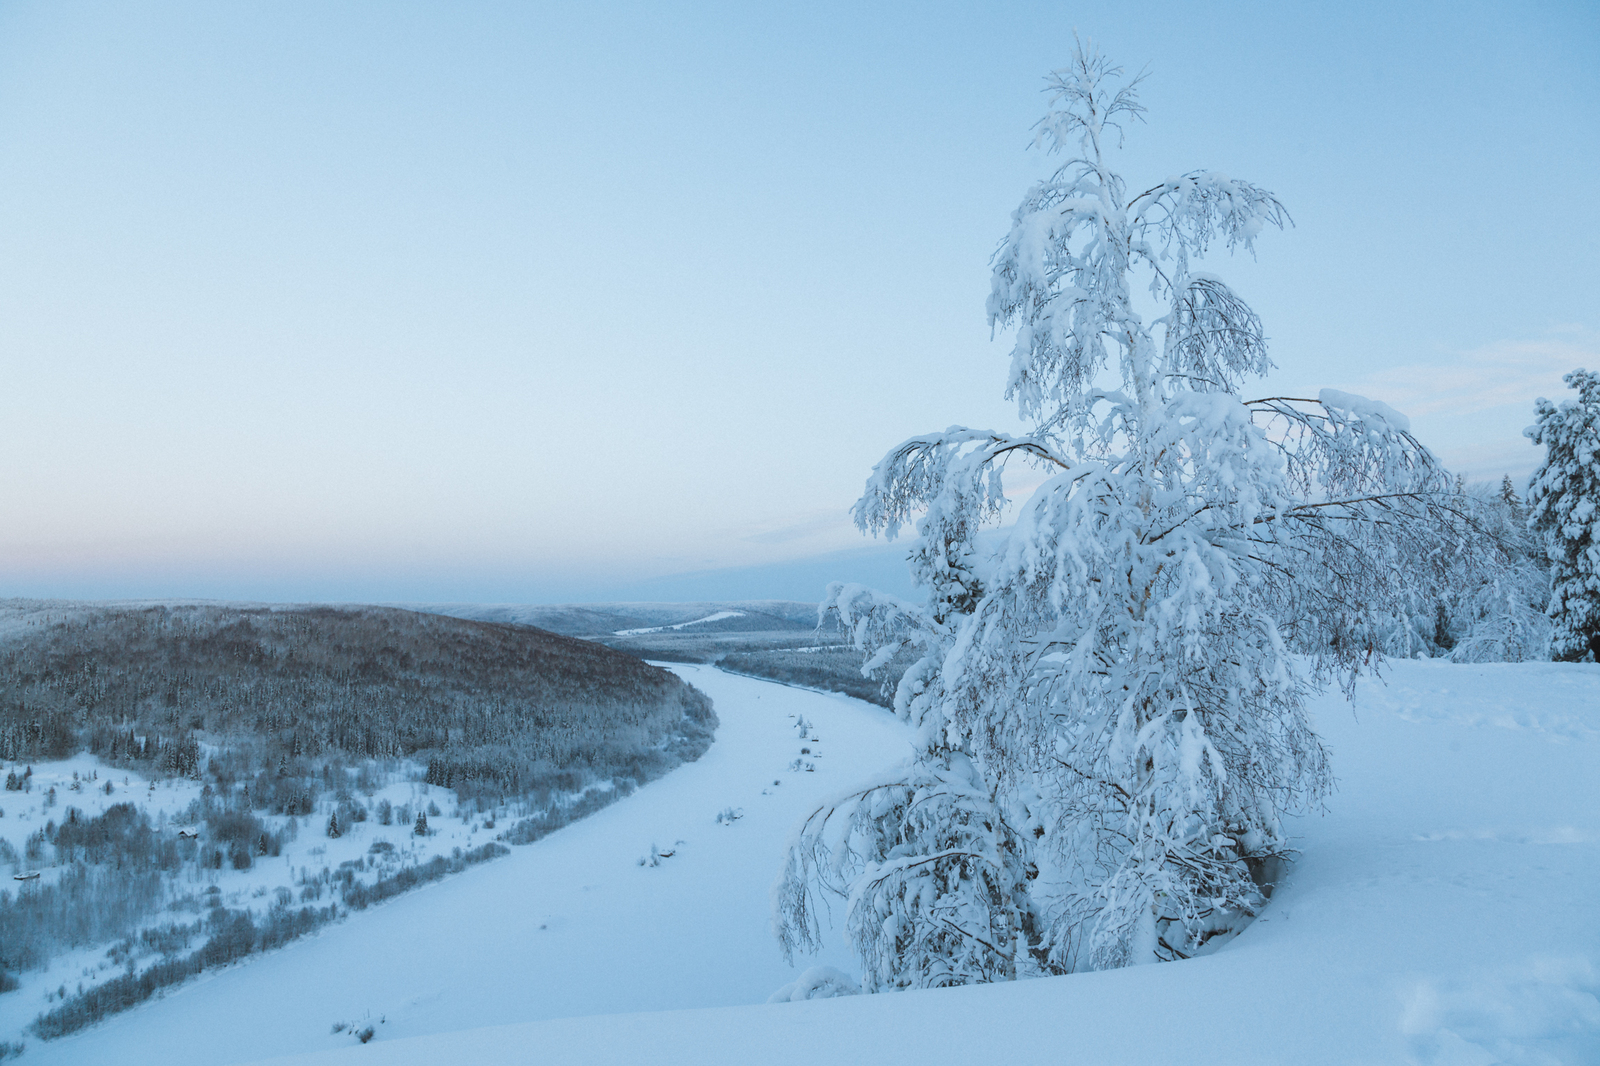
[0,601,715,799]
[0,600,716,1046]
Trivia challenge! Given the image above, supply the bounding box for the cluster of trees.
[1376,368,1600,665]
[776,43,1592,994]
[28,835,509,1041]
[27,901,340,1040]
[718,645,919,707]
[0,860,167,977]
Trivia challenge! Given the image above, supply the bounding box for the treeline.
[1371,479,1553,662]
[718,645,918,708]
[28,901,338,1040]
[0,799,290,976]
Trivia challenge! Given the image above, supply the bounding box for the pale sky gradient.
[1,1,1596,603]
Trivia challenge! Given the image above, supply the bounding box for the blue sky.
[1,0,1595,604]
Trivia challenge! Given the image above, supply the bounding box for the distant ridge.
[409,600,822,639]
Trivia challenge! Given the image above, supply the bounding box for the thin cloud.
[1347,329,1598,421]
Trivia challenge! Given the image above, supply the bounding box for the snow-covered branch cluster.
[776,41,1498,987]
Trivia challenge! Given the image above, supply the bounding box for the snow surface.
[16,660,1600,1065]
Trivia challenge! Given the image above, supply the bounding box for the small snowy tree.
[1527,369,1600,661]
[776,43,1477,987]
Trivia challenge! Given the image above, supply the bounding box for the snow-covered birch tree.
[775,42,1479,988]
[1527,369,1600,662]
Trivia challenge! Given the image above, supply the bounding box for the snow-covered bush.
[776,42,1481,988]
[767,966,861,1003]
[1527,369,1600,662]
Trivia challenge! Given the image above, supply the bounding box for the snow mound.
[767,966,860,1003]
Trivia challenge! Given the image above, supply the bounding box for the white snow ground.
[16,660,1600,1066]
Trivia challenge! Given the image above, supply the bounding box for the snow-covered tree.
[1436,479,1550,663]
[1527,369,1600,662]
[776,43,1478,987]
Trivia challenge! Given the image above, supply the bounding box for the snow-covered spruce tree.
[775,44,1477,987]
[1527,369,1600,662]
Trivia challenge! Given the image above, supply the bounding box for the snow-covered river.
[21,666,911,1066]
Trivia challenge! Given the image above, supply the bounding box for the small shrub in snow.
[767,966,861,1003]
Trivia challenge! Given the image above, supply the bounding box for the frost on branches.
[774,44,1481,988]
[1527,369,1600,662]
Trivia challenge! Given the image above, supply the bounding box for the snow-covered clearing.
[15,660,1600,1066]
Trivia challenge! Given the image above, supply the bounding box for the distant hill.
[0,600,715,791]
[412,600,834,664]
[412,600,823,639]
[413,600,910,707]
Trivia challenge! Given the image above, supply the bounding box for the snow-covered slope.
[20,661,1600,1066]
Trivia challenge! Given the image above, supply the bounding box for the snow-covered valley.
[13,659,1600,1066]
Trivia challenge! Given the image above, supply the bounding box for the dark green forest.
[0,602,715,802]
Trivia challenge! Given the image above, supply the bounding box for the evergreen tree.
[777,42,1476,986]
[414,811,428,837]
[1527,368,1600,661]
[1501,475,1524,523]
[326,809,341,839]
